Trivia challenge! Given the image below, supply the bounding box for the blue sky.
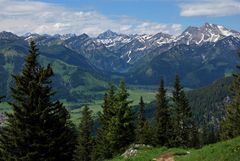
[0,0,239,36]
[40,0,240,29]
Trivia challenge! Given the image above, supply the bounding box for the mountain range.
[0,23,240,101]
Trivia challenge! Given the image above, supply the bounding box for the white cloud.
[0,0,182,36]
[180,0,240,17]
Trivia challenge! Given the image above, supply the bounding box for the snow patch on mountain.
[127,51,132,63]
[218,25,232,36]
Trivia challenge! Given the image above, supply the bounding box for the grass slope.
[107,137,240,161]
[176,137,240,161]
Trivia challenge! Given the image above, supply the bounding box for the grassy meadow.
[106,137,240,161]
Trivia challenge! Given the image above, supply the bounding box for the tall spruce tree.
[155,79,171,146]
[74,106,94,161]
[0,41,76,161]
[109,80,134,154]
[94,81,134,160]
[221,50,240,140]
[135,96,149,144]
[172,75,194,147]
[93,83,116,160]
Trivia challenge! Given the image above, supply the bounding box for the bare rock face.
[121,147,138,158]
[121,144,152,158]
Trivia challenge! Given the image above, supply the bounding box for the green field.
[0,86,158,124]
[106,137,240,161]
[69,86,157,124]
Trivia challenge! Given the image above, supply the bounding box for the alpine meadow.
[0,0,240,161]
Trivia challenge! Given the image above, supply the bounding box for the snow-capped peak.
[135,34,153,42]
[176,23,240,45]
[57,33,76,40]
[200,23,240,39]
[97,30,120,39]
[149,32,175,45]
[0,31,20,40]
[95,31,132,49]
[151,32,173,39]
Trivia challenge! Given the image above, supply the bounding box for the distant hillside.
[0,35,108,103]
[143,77,232,127]
[127,38,239,87]
[187,76,232,126]
[106,136,240,161]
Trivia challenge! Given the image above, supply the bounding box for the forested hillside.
[143,77,232,140]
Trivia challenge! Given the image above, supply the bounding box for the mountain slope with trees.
[0,34,107,103]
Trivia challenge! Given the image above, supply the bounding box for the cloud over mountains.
[0,0,182,36]
[180,0,240,17]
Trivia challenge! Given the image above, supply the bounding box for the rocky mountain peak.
[151,32,173,39]
[0,31,20,40]
[176,23,240,45]
[97,30,119,39]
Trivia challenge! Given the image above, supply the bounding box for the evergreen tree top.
[107,83,115,98]
[172,75,185,102]
[79,106,93,129]
[156,79,167,99]
[138,96,146,123]
[139,96,145,108]
[116,80,133,106]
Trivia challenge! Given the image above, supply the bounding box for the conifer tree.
[155,79,172,146]
[0,41,76,161]
[109,80,134,153]
[100,83,116,130]
[93,84,116,160]
[74,106,94,161]
[221,50,240,140]
[172,75,194,147]
[94,81,134,160]
[135,96,149,144]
